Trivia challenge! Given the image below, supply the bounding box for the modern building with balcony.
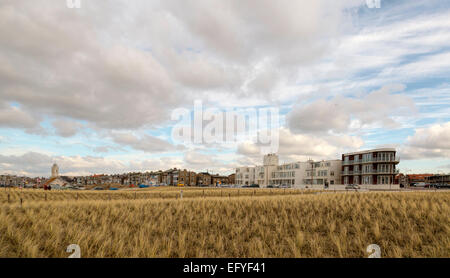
[235,154,341,188]
[342,148,399,185]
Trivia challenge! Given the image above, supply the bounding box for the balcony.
[342,169,399,175]
[362,169,400,175]
[342,158,400,165]
[342,170,362,175]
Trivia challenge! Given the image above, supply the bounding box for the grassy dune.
[0,187,319,202]
[0,189,449,258]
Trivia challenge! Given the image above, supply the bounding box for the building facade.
[341,148,399,185]
[235,154,341,188]
[235,167,256,186]
[302,159,341,187]
[425,174,450,184]
[188,171,197,186]
[227,173,235,184]
[211,175,229,186]
[406,174,433,186]
[196,172,212,186]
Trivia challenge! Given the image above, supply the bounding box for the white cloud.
[0,103,39,129]
[0,0,367,136]
[182,150,235,174]
[287,84,416,134]
[184,150,214,165]
[237,127,364,164]
[110,132,183,153]
[0,2,182,131]
[163,0,362,64]
[400,122,450,160]
[408,122,450,150]
[52,119,83,138]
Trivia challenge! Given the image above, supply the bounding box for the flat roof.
[343,148,396,156]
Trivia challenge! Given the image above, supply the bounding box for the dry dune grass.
[0,187,319,202]
[0,189,448,258]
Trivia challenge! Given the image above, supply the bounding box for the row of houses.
[0,175,42,187]
[236,148,402,188]
[1,166,236,188]
[67,168,235,187]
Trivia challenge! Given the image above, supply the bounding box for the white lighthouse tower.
[51,163,59,178]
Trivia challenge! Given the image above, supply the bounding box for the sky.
[0,0,449,177]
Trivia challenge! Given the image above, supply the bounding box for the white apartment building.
[236,166,256,186]
[236,153,279,187]
[236,154,341,188]
[301,160,341,187]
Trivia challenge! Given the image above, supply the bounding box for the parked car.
[412,182,427,187]
[243,184,259,188]
[434,183,450,189]
[109,187,119,191]
[345,184,360,190]
[93,187,104,190]
[280,184,291,188]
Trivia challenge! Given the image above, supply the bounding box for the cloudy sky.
[1,0,449,177]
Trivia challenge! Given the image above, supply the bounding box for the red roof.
[407,174,433,180]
